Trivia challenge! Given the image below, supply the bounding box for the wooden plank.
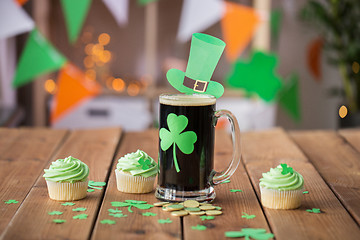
[183,130,272,239]
[290,130,360,225]
[339,128,360,153]
[1,128,122,240]
[242,128,360,240]
[91,130,181,240]
[0,128,68,234]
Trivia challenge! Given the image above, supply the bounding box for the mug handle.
[211,109,241,185]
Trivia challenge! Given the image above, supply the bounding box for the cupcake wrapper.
[115,169,155,193]
[46,180,88,201]
[260,186,303,209]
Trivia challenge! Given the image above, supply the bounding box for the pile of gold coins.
[153,200,223,217]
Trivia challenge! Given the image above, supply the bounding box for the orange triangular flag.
[51,63,101,123]
[307,37,323,82]
[221,2,260,61]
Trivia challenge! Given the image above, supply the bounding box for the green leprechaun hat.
[167,33,226,98]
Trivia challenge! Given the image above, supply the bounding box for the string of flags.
[1,0,305,123]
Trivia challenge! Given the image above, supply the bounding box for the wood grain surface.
[1,128,121,240]
[339,128,360,153]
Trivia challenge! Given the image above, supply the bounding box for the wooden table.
[0,127,359,240]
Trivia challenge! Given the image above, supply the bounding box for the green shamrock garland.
[159,113,197,172]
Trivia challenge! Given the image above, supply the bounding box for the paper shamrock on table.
[158,218,172,224]
[109,213,127,218]
[72,207,87,212]
[303,191,309,194]
[111,200,153,213]
[226,51,283,102]
[242,212,256,219]
[142,212,157,216]
[200,216,215,221]
[73,214,88,220]
[108,208,122,213]
[48,211,63,216]
[61,202,75,206]
[159,113,197,172]
[192,224,207,231]
[52,219,66,224]
[230,189,243,193]
[100,219,116,225]
[88,181,106,190]
[280,163,294,175]
[225,228,274,239]
[306,208,322,214]
[4,199,19,204]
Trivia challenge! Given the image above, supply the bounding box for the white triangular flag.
[177,0,225,42]
[0,0,34,39]
[103,0,129,26]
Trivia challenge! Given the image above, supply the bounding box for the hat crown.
[185,33,226,82]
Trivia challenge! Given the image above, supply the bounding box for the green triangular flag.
[12,29,66,88]
[279,73,301,122]
[61,0,92,44]
[270,9,283,48]
[137,0,158,6]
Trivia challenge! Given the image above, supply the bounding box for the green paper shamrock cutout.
[111,200,153,213]
[87,189,95,192]
[4,199,19,204]
[303,191,309,194]
[242,212,256,219]
[200,216,215,221]
[52,219,66,224]
[109,213,127,218]
[158,218,172,224]
[48,211,63,216]
[100,219,116,225]
[278,73,301,122]
[226,51,283,102]
[88,181,106,190]
[159,113,197,172]
[280,163,294,175]
[61,202,75,206]
[72,207,87,212]
[73,214,88,219]
[138,158,152,170]
[142,212,157,216]
[230,189,243,193]
[306,208,322,214]
[108,208,122,213]
[192,224,207,231]
[225,228,274,239]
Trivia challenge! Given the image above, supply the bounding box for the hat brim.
[166,68,224,98]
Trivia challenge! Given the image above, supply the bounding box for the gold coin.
[167,204,184,211]
[206,210,222,216]
[154,202,169,207]
[189,211,206,216]
[162,207,173,212]
[183,200,200,208]
[171,210,189,217]
[199,205,216,210]
[184,207,201,212]
[199,203,212,206]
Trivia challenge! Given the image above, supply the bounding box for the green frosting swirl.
[259,164,304,190]
[117,150,158,178]
[43,156,89,183]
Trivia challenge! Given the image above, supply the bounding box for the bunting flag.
[279,73,301,122]
[226,51,283,102]
[307,37,323,82]
[270,9,283,48]
[221,2,260,61]
[0,0,34,39]
[177,0,225,43]
[16,0,29,6]
[137,0,158,6]
[51,63,101,123]
[61,0,92,44]
[12,29,66,88]
[103,0,129,26]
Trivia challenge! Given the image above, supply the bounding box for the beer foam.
[160,94,216,106]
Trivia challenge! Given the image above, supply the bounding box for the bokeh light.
[339,105,348,118]
[98,33,110,46]
[81,31,92,44]
[352,61,359,74]
[112,78,125,92]
[127,83,140,96]
[99,50,112,63]
[84,43,94,55]
[85,69,96,81]
[83,56,94,68]
[44,79,56,94]
[92,44,104,56]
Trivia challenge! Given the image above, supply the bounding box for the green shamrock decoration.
[192,224,207,231]
[280,163,293,175]
[100,219,116,225]
[109,213,127,218]
[142,212,157,216]
[303,191,309,194]
[138,158,151,170]
[88,181,106,190]
[48,211,63,216]
[4,199,18,204]
[200,216,215,221]
[158,218,172,224]
[73,214,88,220]
[108,208,122,213]
[111,200,153,213]
[159,113,197,172]
[61,202,75,206]
[225,228,274,239]
[52,219,66,224]
[72,207,87,212]
[242,212,256,219]
[306,208,322,214]
[230,189,243,193]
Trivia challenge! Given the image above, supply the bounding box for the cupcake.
[259,163,304,209]
[115,149,158,193]
[43,156,89,201]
